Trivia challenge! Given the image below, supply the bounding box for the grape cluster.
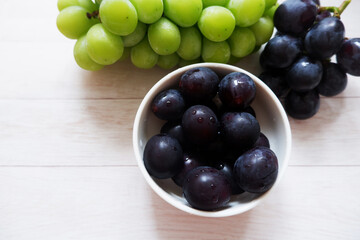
[56,0,279,71]
[144,67,279,211]
[259,0,360,120]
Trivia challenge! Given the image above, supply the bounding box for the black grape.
[304,17,345,60]
[285,90,320,119]
[317,62,348,96]
[258,70,289,98]
[336,38,360,76]
[151,89,185,120]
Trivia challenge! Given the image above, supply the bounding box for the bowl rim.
[132,62,292,217]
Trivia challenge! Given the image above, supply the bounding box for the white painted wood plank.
[0,166,359,240]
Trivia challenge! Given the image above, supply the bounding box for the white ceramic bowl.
[133,63,292,217]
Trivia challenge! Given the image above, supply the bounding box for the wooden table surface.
[1,0,360,239]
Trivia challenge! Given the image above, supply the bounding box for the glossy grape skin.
[228,27,256,58]
[249,16,274,46]
[198,6,235,42]
[227,0,265,27]
[201,38,231,64]
[218,72,256,110]
[160,121,185,145]
[263,3,279,19]
[253,132,270,148]
[286,56,323,92]
[317,62,348,97]
[285,90,320,119]
[274,0,317,36]
[260,34,302,69]
[143,134,183,179]
[122,22,147,47]
[233,147,278,193]
[73,36,104,71]
[221,112,260,149]
[183,166,231,210]
[182,105,219,145]
[177,27,202,61]
[129,0,163,24]
[264,0,277,10]
[315,10,331,22]
[164,0,203,27]
[202,0,228,8]
[86,23,124,65]
[157,53,179,69]
[57,6,99,39]
[57,0,98,12]
[179,67,220,103]
[172,153,203,187]
[130,38,158,69]
[151,89,186,121]
[148,17,181,55]
[213,162,245,195]
[304,17,345,60]
[337,38,360,76]
[258,70,289,98]
[99,0,138,36]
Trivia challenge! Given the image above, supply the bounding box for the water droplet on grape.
[210,116,215,123]
[197,117,204,123]
[210,184,216,189]
[166,100,171,106]
[192,110,197,115]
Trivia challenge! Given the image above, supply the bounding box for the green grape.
[177,27,202,61]
[129,0,163,24]
[263,3,278,20]
[57,6,99,39]
[95,0,102,4]
[178,57,201,67]
[264,0,277,10]
[202,38,230,63]
[74,35,104,71]
[86,23,124,65]
[122,22,147,47]
[148,17,181,55]
[228,27,256,58]
[249,16,274,46]
[164,0,203,27]
[131,38,159,69]
[198,6,235,42]
[227,0,265,27]
[202,0,228,8]
[99,0,138,36]
[57,0,98,12]
[157,53,179,69]
[119,47,131,61]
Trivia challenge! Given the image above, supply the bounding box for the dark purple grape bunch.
[144,67,279,211]
[259,0,358,120]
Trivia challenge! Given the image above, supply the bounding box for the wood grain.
[0,166,359,240]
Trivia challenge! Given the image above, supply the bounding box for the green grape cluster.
[56,0,278,71]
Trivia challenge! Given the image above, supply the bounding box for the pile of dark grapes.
[143,67,279,211]
[259,0,360,119]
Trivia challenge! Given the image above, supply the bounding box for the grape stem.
[319,0,351,18]
[86,10,99,20]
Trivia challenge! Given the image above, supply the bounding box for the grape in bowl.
[133,63,292,217]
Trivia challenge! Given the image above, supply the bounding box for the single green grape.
[99,0,138,36]
[57,0,98,12]
[177,27,202,61]
[129,0,163,24]
[74,35,104,71]
[264,0,277,10]
[263,3,278,20]
[148,17,181,55]
[202,0,228,8]
[164,0,203,27]
[202,38,230,63]
[249,16,274,46]
[119,47,131,61]
[228,27,256,58]
[57,6,99,39]
[131,38,159,69]
[86,23,124,65]
[157,53,179,69]
[227,0,265,27]
[178,57,201,67]
[198,6,235,42]
[122,22,147,47]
